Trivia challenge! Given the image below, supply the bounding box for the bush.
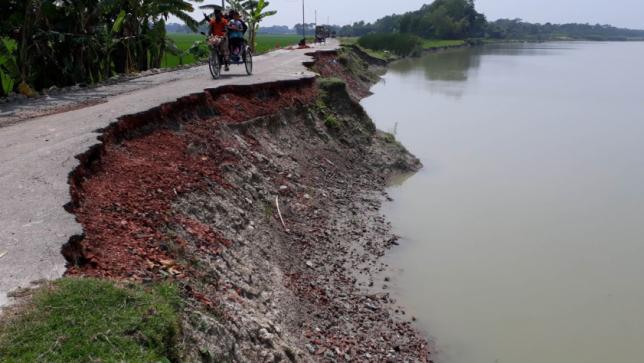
[358,33,423,57]
[0,37,19,97]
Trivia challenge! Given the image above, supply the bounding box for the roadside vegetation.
[0,278,181,362]
[0,0,277,98]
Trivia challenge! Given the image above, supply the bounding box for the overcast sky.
[178,0,644,29]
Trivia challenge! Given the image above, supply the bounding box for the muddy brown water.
[361,42,644,363]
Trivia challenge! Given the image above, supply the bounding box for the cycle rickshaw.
[207,35,253,79]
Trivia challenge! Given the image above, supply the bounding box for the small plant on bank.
[0,278,182,362]
[316,78,347,130]
[383,132,397,144]
[325,114,341,129]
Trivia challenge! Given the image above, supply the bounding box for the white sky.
[175,0,644,29]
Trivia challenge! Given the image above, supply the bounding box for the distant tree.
[339,0,487,40]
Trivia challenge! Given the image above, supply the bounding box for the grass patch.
[162,33,203,67]
[162,33,313,68]
[0,278,182,363]
[355,44,399,62]
[358,33,423,57]
[339,37,358,46]
[353,35,465,60]
[422,39,466,50]
[318,77,346,93]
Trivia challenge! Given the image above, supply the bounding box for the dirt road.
[0,41,338,306]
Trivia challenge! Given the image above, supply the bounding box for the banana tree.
[0,37,19,96]
[245,0,277,53]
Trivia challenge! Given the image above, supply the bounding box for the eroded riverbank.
[4,48,431,361]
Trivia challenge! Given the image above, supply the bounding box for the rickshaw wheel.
[244,46,253,75]
[209,48,221,79]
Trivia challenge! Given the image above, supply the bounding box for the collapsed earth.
[1,46,431,362]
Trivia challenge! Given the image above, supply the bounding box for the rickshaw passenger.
[228,11,247,58]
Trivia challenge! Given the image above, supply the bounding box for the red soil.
[66,81,317,280]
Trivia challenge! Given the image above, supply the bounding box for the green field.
[162,33,309,68]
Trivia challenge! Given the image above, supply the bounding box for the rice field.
[162,33,308,68]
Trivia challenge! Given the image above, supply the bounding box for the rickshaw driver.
[205,9,230,71]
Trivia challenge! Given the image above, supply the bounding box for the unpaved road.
[0,41,338,306]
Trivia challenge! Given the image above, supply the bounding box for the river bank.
[1,47,431,362]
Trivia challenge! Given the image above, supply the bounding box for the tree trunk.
[19,0,35,84]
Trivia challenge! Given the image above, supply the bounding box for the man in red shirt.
[206,9,230,70]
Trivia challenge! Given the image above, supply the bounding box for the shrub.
[325,114,341,129]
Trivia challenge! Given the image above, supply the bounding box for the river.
[361,42,644,363]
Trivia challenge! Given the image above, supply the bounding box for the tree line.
[486,19,644,41]
[336,0,644,41]
[336,0,486,39]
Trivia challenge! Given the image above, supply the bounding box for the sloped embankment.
[63,49,430,362]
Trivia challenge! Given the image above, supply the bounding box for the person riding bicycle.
[227,11,248,61]
[204,9,230,71]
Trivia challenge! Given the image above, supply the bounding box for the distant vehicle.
[315,25,330,44]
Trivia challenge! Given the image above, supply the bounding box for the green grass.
[347,35,465,61]
[162,33,312,68]
[253,34,313,54]
[422,39,466,50]
[358,45,399,62]
[0,278,182,363]
[339,37,358,46]
[162,33,204,67]
[358,33,423,57]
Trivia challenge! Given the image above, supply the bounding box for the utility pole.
[302,0,306,43]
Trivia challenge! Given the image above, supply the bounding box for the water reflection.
[391,49,482,82]
[385,44,567,99]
